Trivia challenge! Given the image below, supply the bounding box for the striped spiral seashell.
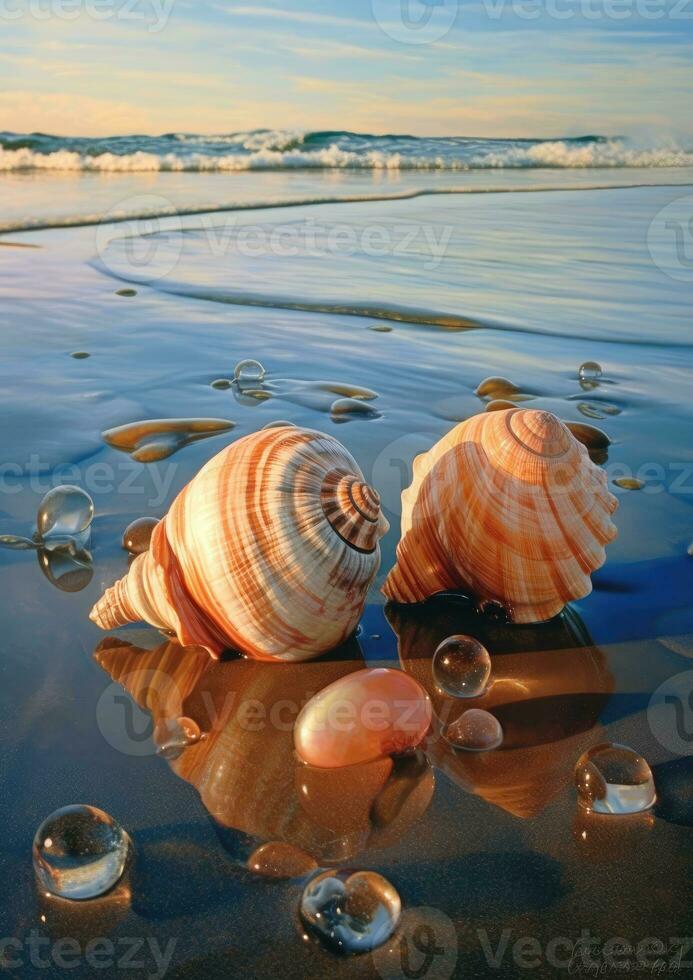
[90,427,389,660]
[383,409,618,624]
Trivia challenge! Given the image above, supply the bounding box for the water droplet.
[211,378,233,390]
[445,709,503,752]
[234,359,265,384]
[154,716,202,760]
[432,635,491,698]
[579,361,603,382]
[613,477,644,491]
[102,418,235,461]
[116,288,137,297]
[33,805,131,900]
[475,376,522,400]
[122,516,159,555]
[575,743,656,814]
[300,869,401,955]
[247,842,317,880]
[70,351,90,359]
[37,486,94,542]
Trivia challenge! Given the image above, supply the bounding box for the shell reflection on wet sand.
[102,418,235,462]
[95,638,435,866]
[387,596,614,819]
[101,418,236,463]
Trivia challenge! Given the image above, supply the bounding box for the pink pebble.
[294,667,432,769]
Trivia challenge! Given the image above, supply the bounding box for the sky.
[0,0,692,139]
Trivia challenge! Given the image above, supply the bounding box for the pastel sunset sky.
[1,0,691,138]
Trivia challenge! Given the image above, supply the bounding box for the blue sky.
[1,0,691,138]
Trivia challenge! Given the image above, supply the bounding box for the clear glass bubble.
[33,805,131,900]
[432,635,491,698]
[122,516,159,555]
[579,361,603,382]
[154,717,202,760]
[234,359,265,384]
[575,743,656,814]
[445,709,503,752]
[300,869,401,956]
[36,486,94,544]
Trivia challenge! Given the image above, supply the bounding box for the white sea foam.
[1,138,692,172]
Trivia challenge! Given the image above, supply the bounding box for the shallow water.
[1,170,692,977]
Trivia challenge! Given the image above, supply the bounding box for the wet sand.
[0,181,692,977]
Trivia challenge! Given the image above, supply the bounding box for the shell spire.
[383,409,618,624]
[90,426,388,662]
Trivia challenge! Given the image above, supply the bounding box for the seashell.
[383,408,618,624]
[90,426,389,661]
[294,668,432,768]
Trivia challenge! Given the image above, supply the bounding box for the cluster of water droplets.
[0,485,94,592]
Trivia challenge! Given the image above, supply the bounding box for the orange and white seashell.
[90,426,389,661]
[383,408,618,624]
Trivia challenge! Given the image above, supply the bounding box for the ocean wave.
[1,130,692,172]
